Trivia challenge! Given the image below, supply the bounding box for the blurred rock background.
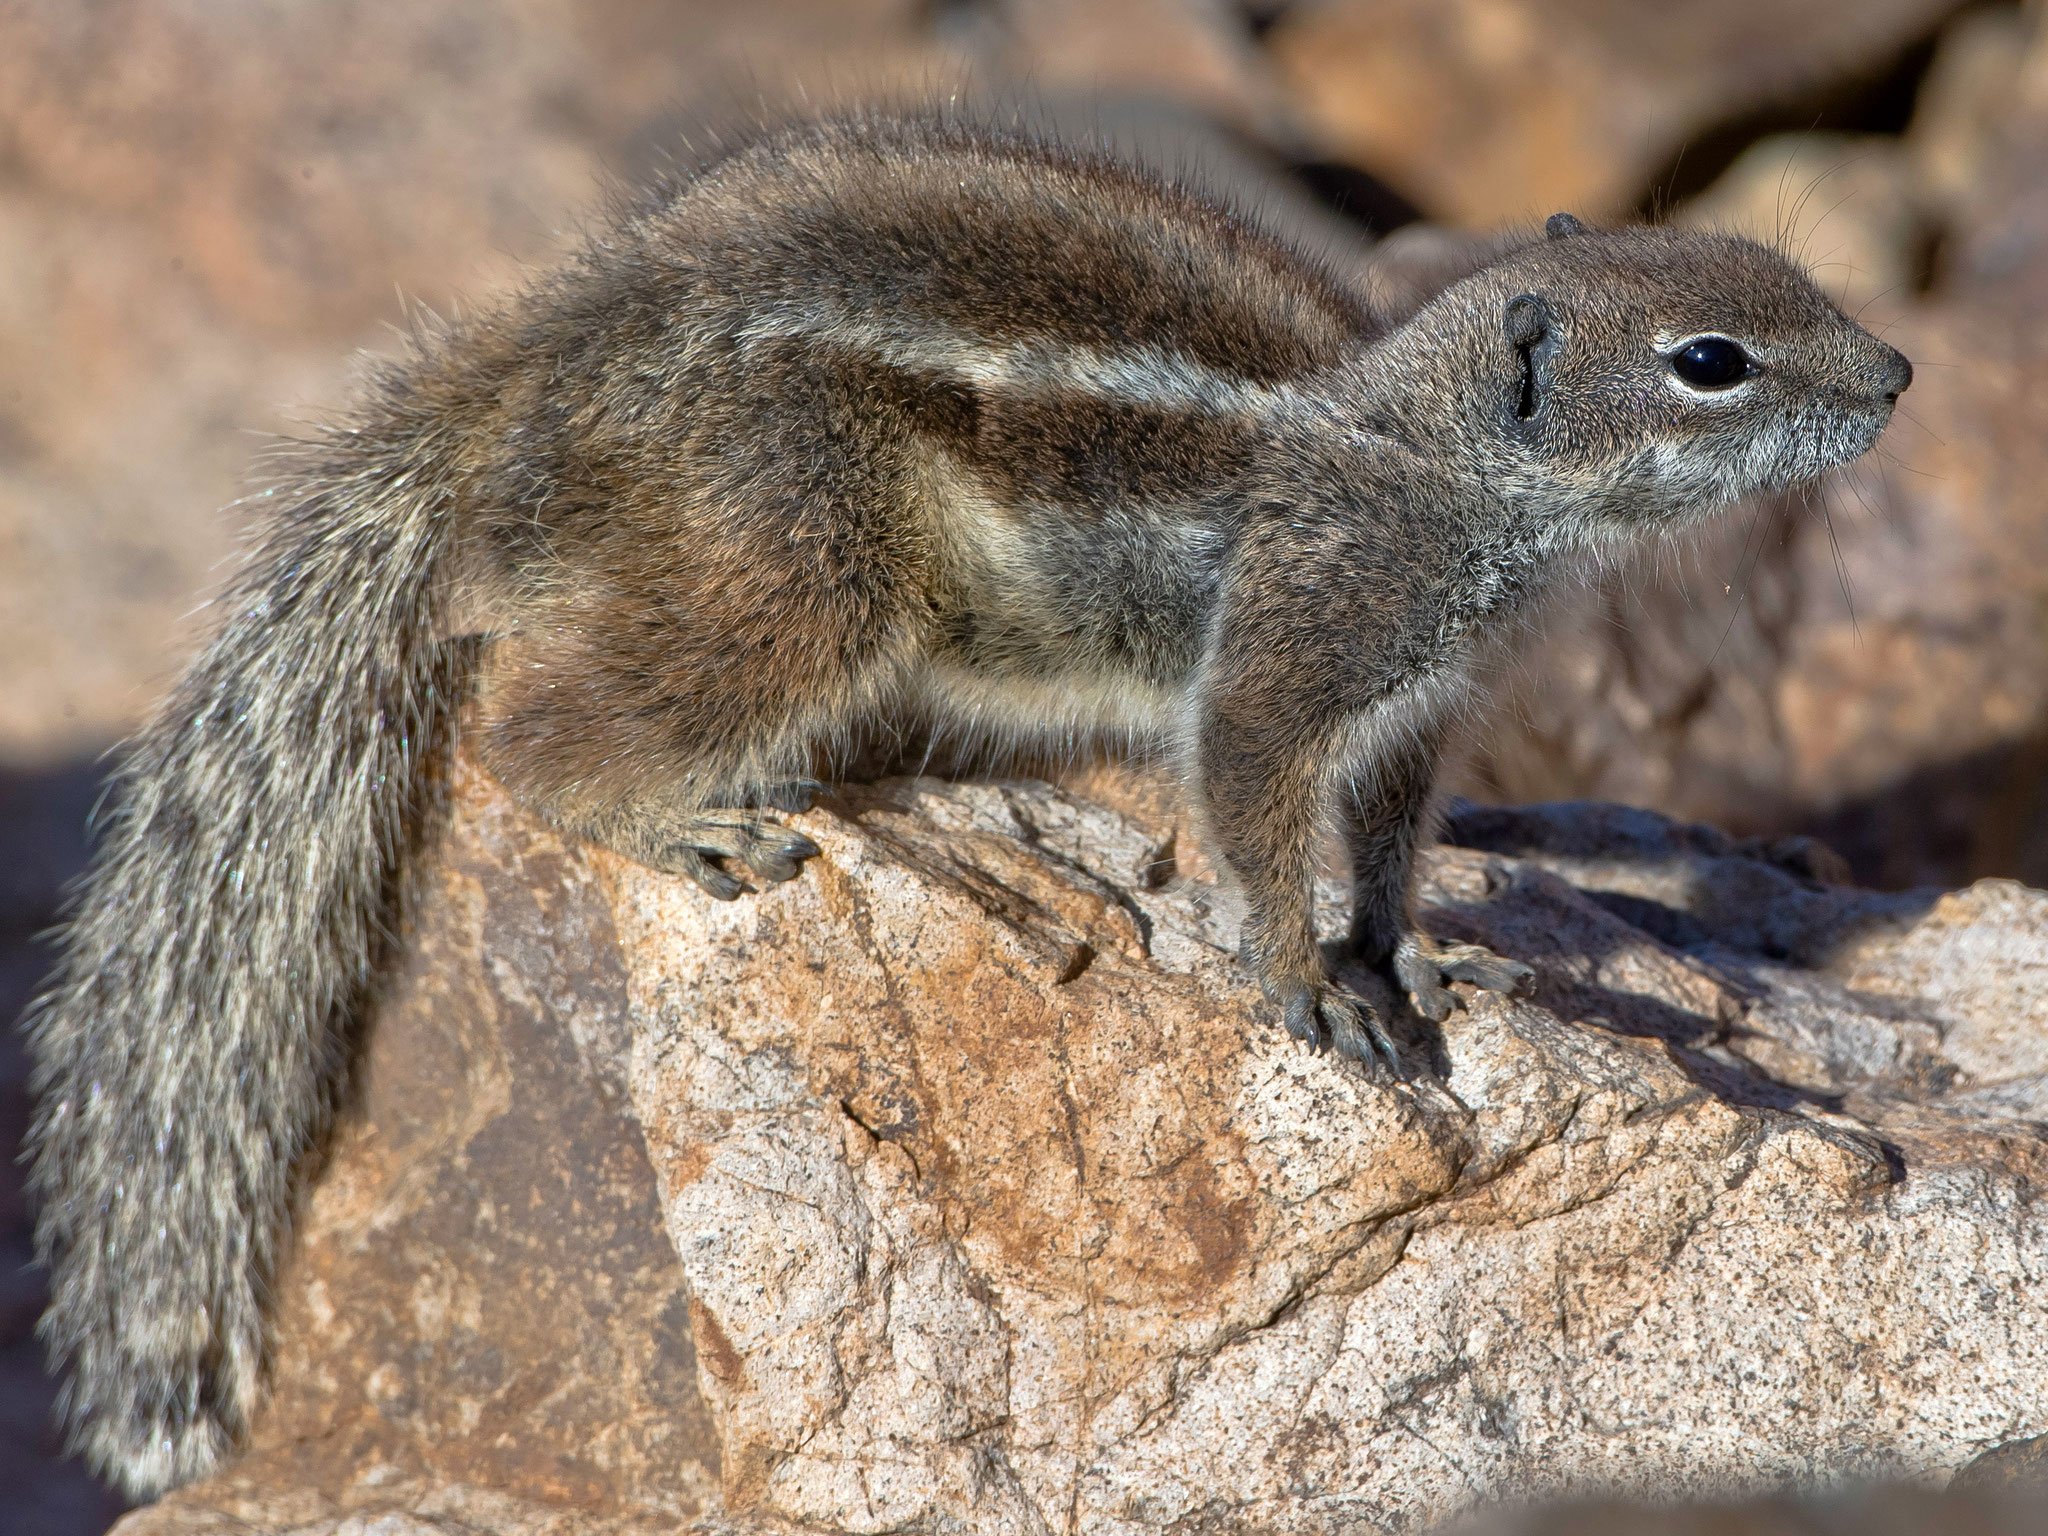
[2,0,2045,1528]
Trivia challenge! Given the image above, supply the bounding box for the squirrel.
[23,113,1909,1496]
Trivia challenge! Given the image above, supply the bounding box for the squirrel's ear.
[1503,292,1554,350]
[1505,293,1558,424]
[1545,212,1586,239]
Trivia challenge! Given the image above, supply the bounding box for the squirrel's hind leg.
[471,615,879,899]
[563,796,822,900]
[639,776,831,896]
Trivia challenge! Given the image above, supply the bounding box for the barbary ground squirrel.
[24,113,1910,1495]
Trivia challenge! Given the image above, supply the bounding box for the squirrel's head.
[1411,215,1910,544]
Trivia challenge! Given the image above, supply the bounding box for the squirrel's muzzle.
[1873,344,1913,403]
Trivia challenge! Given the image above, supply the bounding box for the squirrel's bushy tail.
[24,389,470,1496]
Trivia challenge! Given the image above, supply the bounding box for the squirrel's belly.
[921,468,1224,694]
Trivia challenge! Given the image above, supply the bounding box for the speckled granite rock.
[119,762,2048,1535]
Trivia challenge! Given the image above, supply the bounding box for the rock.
[126,762,2048,1533]
[1907,6,2035,226]
[977,0,1290,140]
[1262,0,1965,227]
[113,759,722,1536]
[1448,1485,2048,1535]
[1952,1432,2048,1498]
[1936,2,2048,313]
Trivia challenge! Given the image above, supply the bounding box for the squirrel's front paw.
[1390,933,1532,1022]
[1275,981,1408,1081]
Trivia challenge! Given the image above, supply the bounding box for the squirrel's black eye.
[1671,336,1752,389]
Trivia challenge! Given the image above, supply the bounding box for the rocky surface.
[119,762,2048,1535]
[1264,0,1967,227]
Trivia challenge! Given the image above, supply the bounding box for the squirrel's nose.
[1876,345,1913,401]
